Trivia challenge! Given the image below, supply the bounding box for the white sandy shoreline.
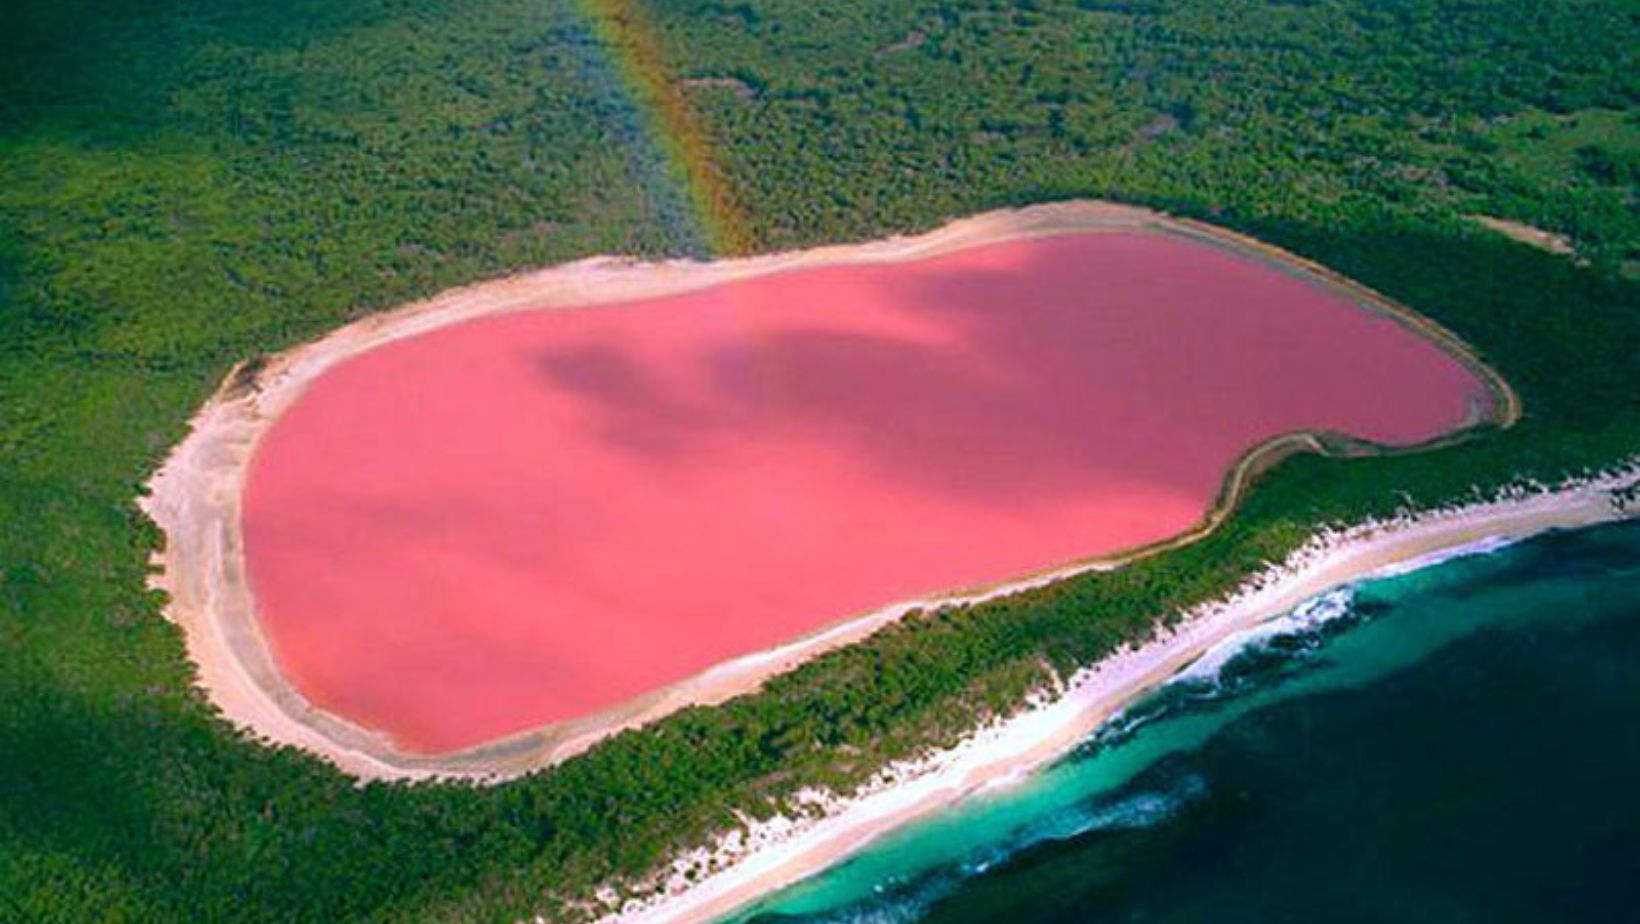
[593,465,1638,924]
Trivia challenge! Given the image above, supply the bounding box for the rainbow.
[579,0,755,256]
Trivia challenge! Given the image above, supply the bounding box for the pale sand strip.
[1468,214,1576,256]
[596,468,1638,924]
[140,200,1516,781]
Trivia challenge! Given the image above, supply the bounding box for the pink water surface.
[243,231,1485,753]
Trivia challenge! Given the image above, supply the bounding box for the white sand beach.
[596,466,1637,924]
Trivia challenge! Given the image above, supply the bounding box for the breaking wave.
[759,769,1210,923]
[736,523,1636,924]
[1175,586,1358,686]
[1084,586,1362,754]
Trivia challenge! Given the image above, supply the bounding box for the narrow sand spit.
[1468,214,1577,256]
[596,466,1639,924]
[141,200,1516,781]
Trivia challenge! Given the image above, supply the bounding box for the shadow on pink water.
[243,232,1486,753]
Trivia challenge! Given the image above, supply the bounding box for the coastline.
[596,464,1638,924]
[139,199,1516,781]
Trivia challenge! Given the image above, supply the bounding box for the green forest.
[1,0,1637,921]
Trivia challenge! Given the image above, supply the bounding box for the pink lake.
[243,231,1487,753]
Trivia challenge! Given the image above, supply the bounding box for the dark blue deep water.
[727,518,1640,924]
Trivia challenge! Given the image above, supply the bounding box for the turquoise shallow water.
[724,518,1640,924]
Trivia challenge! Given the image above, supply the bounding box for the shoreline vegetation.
[142,200,1514,781]
[602,466,1639,924]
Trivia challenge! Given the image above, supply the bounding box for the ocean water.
[725,518,1640,924]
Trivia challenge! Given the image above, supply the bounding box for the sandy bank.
[141,200,1515,781]
[596,465,1638,924]
[1468,214,1576,256]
